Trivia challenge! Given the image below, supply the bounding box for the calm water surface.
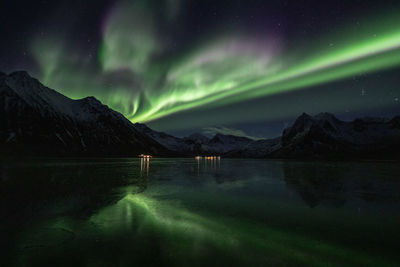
[1,158,399,266]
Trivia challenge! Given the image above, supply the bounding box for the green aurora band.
[31,7,400,124]
[129,34,400,123]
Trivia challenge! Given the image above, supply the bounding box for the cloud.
[202,126,263,140]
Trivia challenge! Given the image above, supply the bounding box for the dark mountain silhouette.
[1,71,399,158]
[136,112,400,159]
[0,71,171,156]
[273,112,400,158]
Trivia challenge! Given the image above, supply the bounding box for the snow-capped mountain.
[135,111,400,158]
[1,71,399,158]
[133,123,186,152]
[134,123,212,155]
[183,133,210,144]
[204,133,253,154]
[275,112,400,158]
[134,123,260,156]
[226,137,281,158]
[0,71,171,156]
[134,124,280,157]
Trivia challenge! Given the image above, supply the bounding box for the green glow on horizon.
[30,7,400,125]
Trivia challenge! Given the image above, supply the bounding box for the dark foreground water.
[1,158,399,266]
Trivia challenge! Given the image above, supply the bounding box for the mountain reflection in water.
[1,158,399,266]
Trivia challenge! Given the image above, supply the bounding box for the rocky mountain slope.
[134,123,275,156]
[136,112,400,158]
[0,71,171,156]
[1,71,399,158]
[274,112,400,158]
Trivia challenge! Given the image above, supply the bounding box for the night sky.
[1,0,399,138]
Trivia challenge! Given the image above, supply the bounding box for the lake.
[1,158,399,266]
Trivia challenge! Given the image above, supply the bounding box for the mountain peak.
[300,112,311,118]
[314,113,341,127]
[293,112,314,125]
[185,133,210,143]
[81,96,102,105]
[187,132,207,138]
[0,71,171,156]
[9,70,31,78]
[211,133,252,142]
[293,113,313,125]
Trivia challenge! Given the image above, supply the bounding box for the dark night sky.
[1,0,399,138]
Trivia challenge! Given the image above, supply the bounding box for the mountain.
[136,112,400,159]
[1,71,399,159]
[133,124,267,156]
[134,123,212,155]
[225,137,281,158]
[134,124,280,157]
[134,124,264,156]
[206,134,252,153]
[183,133,210,144]
[274,112,400,158]
[0,71,171,156]
[133,123,186,153]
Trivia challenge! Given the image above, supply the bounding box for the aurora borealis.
[1,0,400,137]
[7,158,400,265]
[2,2,400,263]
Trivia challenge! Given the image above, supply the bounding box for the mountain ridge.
[1,71,399,159]
[275,111,400,158]
[0,71,172,156]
